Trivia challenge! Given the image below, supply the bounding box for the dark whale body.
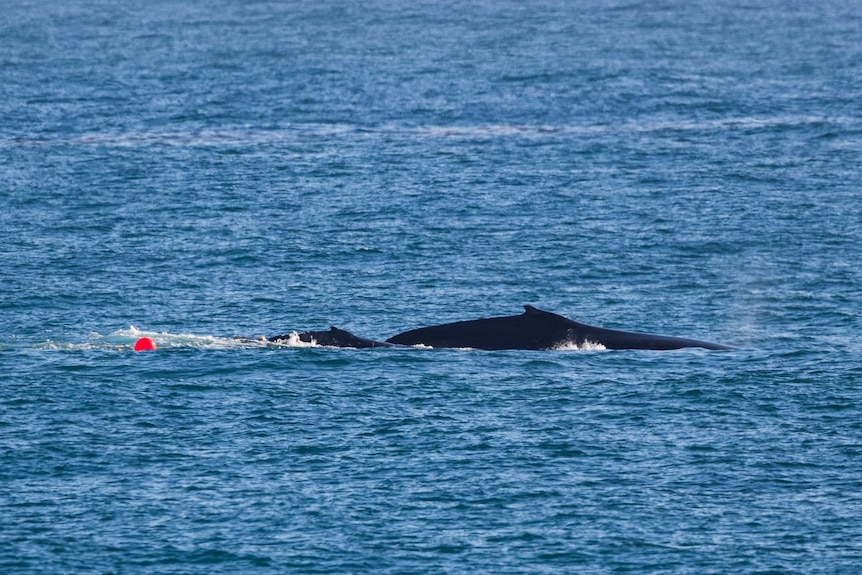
[268,306,733,350]
[386,306,733,350]
[268,326,394,348]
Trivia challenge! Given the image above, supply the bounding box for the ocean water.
[2,0,862,573]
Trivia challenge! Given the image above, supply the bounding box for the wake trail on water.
[27,327,290,351]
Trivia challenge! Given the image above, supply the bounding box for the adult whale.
[385,305,734,350]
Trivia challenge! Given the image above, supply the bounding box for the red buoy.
[134,337,157,351]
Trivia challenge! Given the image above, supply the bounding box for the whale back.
[386,305,579,350]
[386,305,733,351]
[270,327,393,348]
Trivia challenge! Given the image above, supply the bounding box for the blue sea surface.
[2,1,862,573]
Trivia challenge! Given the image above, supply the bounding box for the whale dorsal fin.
[523,305,573,323]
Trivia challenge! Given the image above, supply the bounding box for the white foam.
[266,332,319,348]
[93,327,269,350]
[552,340,607,351]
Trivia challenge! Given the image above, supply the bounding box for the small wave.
[418,124,561,138]
[4,124,360,149]
[6,115,852,151]
[415,115,858,140]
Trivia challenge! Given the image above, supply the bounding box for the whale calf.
[268,326,394,348]
[268,306,733,351]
